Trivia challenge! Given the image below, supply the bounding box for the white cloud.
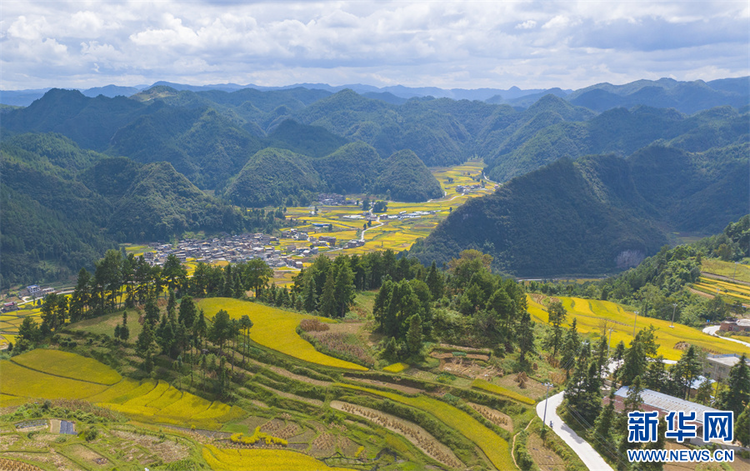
[0,0,747,90]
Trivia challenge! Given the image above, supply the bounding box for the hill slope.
[411,143,749,277]
[373,150,443,202]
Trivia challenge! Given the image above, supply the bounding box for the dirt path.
[254,384,324,407]
[330,400,461,468]
[242,356,332,387]
[344,377,422,395]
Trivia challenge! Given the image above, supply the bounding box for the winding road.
[536,392,614,471]
[703,325,750,348]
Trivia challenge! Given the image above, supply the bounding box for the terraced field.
[693,276,750,304]
[197,297,368,371]
[471,379,535,405]
[336,383,514,470]
[527,295,750,360]
[0,350,245,430]
[0,305,42,346]
[701,259,750,284]
[202,445,355,471]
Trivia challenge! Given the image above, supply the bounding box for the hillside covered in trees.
[0,133,283,287]
[411,143,749,277]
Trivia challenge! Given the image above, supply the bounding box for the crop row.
[335,401,460,468]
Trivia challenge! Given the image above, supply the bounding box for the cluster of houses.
[317,193,356,206]
[380,210,438,220]
[145,233,306,269]
[455,183,484,194]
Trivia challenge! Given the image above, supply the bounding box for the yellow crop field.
[0,350,244,429]
[197,298,367,370]
[278,161,494,260]
[693,283,750,304]
[527,295,750,361]
[0,360,108,399]
[701,259,750,283]
[0,393,31,407]
[107,379,158,404]
[383,362,409,373]
[11,349,122,385]
[85,378,140,403]
[336,384,513,470]
[147,385,183,409]
[159,392,213,417]
[202,445,355,471]
[699,278,750,295]
[471,379,535,405]
[124,379,170,407]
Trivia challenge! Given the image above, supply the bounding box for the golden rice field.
[11,349,122,385]
[527,295,750,361]
[693,277,750,305]
[382,362,409,373]
[197,298,368,371]
[280,161,494,257]
[701,259,750,284]
[470,379,535,405]
[202,445,355,471]
[336,383,513,470]
[0,305,43,345]
[0,350,245,429]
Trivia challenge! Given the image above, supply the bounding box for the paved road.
[536,391,614,471]
[703,325,750,348]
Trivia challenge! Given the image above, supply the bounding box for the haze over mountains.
[3,77,748,113]
[0,76,748,285]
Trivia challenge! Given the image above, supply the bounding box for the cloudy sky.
[1,0,748,91]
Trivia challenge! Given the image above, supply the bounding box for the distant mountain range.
[0,78,747,284]
[3,77,748,114]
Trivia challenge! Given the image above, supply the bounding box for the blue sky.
[1,0,748,90]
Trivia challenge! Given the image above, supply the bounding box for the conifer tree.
[319,268,337,317]
[303,275,318,312]
[719,354,750,416]
[517,310,535,365]
[406,314,423,355]
[425,261,444,300]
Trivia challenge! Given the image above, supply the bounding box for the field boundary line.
[7,360,119,387]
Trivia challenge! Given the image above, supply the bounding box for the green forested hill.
[483,105,749,182]
[373,150,444,202]
[108,105,262,190]
[314,141,383,194]
[0,134,278,286]
[263,119,349,158]
[223,148,323,207]
[411,143,749,277]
